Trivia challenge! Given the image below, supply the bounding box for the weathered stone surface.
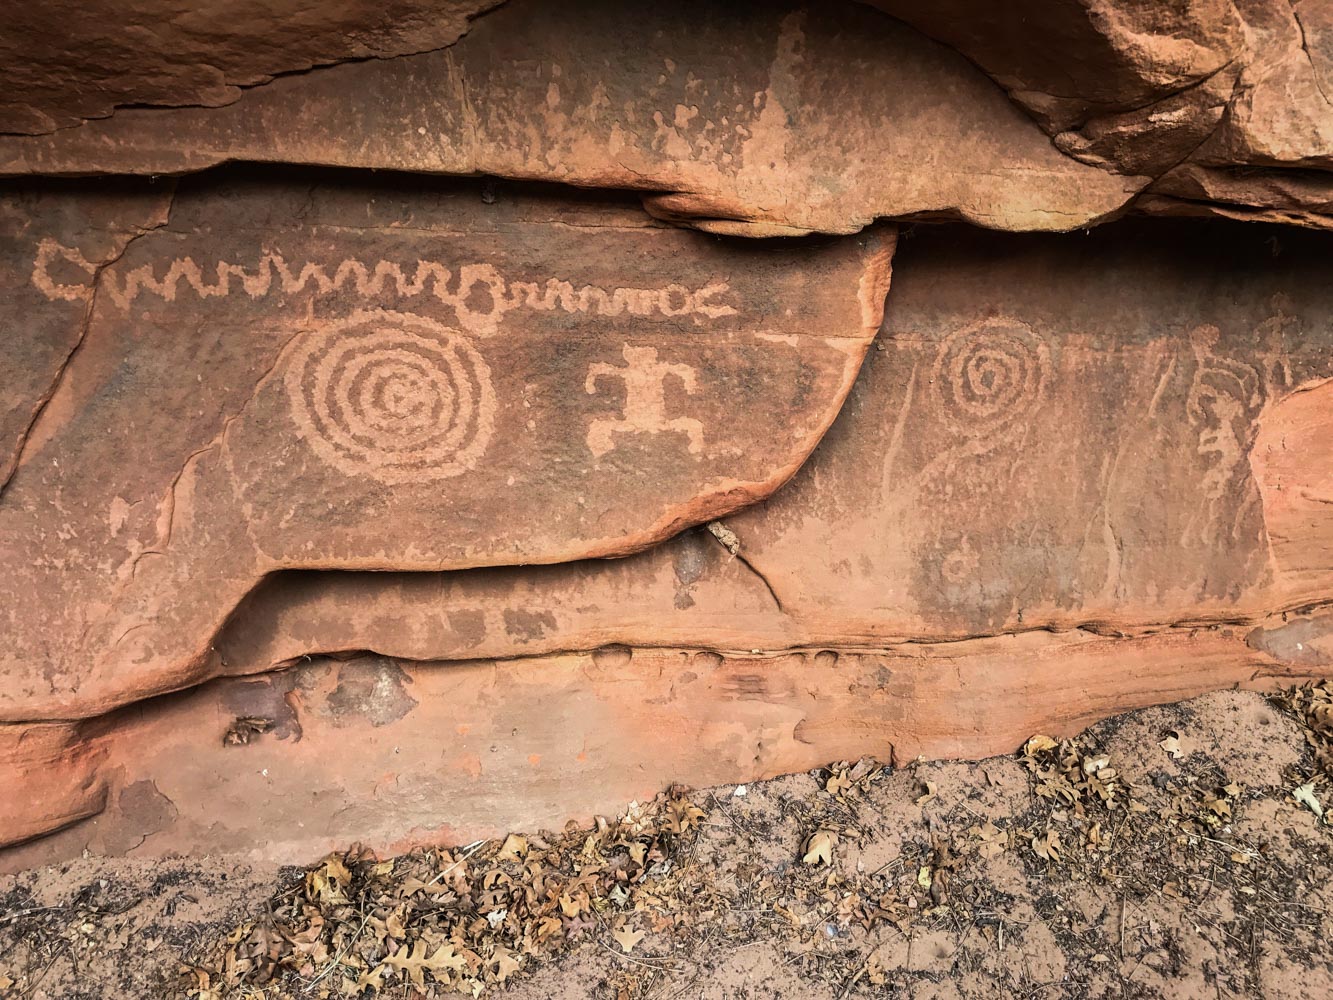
[0,0,1143,235]
[878,0,1333,227]
[0,0,498,133]
[1130,0,1333,225]
[5,214,1333,861]
[0,184,174,488]
[1139,162,1333,229]
[867,0,1244,134]
[722,221,1333,637]
[217,219,1333,670]
[1206,0,1333,172]
[0,173,892,727]
[5,1,1333,231]
[3,625,1324,869]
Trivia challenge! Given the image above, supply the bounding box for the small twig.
[305,905,372,989]
[0,906,61,927]
[1119,895,1127,961]
[836,966,866,999]
[421,839,488,890]
[596,938,680,971]
[871,856,904,877]
[709,792,747,834]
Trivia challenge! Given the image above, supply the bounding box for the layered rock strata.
[6,0,1333,230]
[3,196,1331,864]
[3,0,1333,868]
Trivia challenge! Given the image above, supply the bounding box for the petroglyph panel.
[30,240,739,332]
[727,220,1333,639]
[203,219,1333,676]
[8,186,1333,863]
[0,172,894,726]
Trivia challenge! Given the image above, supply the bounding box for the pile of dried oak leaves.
[174,681,1333,998]
[184,791,712,998]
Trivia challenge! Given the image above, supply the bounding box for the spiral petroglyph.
[932,318,1051,438]
[285,311,495,483]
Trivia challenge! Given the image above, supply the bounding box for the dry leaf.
[826,768,851,797]
[866,951,887,986]
[612,924,645,954]
[355,964,386,993]
[1024,734,1058,756]
[1294,782,1324,818]
[1159,732,1183,759]
[489,946,522,982]
[383,941,468,989]
[497,833,528,862]
[707,520,740,555]
[802,829,837,866]
[1031,828,1061,861]
[970,821,1007,859]
[1083,755,1111,775]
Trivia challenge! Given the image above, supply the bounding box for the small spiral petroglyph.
[285,311,494,483]
[933,318,1051,438]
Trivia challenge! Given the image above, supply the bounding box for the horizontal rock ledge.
[0,0,1143,235]
[2,620,1327,869]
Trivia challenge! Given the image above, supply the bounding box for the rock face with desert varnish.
[216,221,1333,660]
[5,205,1333,864]
[3,0,1333,868]
[6,0,1333,231]
[0,0,1146,235]
[0,175,891,728]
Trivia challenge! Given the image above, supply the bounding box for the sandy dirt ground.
[3,687,1332,999]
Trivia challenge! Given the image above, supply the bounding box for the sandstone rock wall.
[1,0,1331,866]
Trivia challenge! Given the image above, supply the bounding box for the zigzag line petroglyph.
[32,240,738,336]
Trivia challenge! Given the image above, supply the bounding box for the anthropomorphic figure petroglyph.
[584,345,704,458]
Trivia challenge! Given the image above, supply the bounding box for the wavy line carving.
[31,239,738,336]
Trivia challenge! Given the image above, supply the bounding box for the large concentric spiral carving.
[932,318,1051,438]
[285,311,495,483]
